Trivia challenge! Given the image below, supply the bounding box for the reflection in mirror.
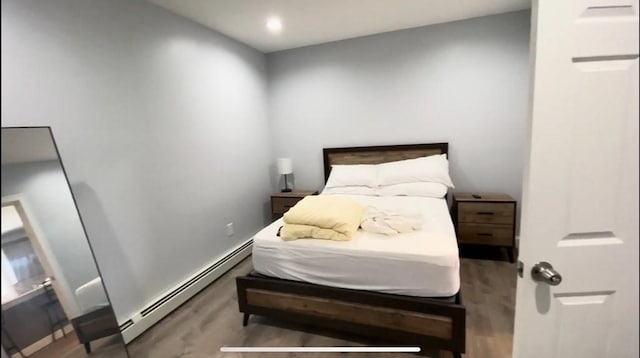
[1,127,128,358]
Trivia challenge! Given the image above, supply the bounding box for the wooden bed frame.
[70,306,120,353]
[236,143,465,357]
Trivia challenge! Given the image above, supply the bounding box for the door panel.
[553,291,615,357]
[567,61,636,233]
[514,0,638,357]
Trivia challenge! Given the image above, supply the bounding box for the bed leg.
[507,247,515,263]
[451,352,462,358]
[242,313,250,327]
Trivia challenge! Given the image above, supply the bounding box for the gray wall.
[1,161,98,304]
[267,11,531,223]
[1,0,272,322]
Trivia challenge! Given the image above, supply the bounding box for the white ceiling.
[147,0,531,53]
[1,128,59,165]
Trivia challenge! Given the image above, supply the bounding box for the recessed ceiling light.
[266,16,283,34]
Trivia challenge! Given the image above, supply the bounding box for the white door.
[513,0,639,357]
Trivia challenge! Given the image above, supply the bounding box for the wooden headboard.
[322,143,448,182]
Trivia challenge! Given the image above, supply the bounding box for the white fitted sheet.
[252,195,460,297]
[75,277,109,313]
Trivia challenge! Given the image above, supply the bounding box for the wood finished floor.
[24,330,128,358]
[128,252,516,358]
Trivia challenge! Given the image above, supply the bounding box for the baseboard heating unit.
[119,238,253,343]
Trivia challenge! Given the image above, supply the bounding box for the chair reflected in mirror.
[41,278,68,341]
[1,127,128,357]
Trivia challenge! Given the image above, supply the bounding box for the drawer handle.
[477,233,493,237]
[477,212,495,215]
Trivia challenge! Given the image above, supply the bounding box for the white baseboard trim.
[10,324,73,358]
[120,238,253,344]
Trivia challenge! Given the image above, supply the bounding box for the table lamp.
[277,158,293,192]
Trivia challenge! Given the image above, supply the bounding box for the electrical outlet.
[226,222,234,237]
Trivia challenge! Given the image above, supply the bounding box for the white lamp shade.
[277,158,293,175]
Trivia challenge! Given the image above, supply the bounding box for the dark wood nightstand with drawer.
[452,193,516,262]
[271,191,318,221]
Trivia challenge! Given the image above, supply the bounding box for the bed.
[236,143,465,357]
[71,277,120,353]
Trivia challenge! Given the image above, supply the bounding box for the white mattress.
[75,277,109,313]
[252,195,460,297]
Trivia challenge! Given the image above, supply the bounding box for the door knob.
[531,261,562,286]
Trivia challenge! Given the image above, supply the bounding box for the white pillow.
[322,186,377,196]
[377,154,454,188]
[376,182,448,198]
[325,164,377,188]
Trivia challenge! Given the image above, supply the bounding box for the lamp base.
[281,188,292,193]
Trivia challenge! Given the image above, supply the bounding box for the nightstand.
[452,193,516,262]
[271,190,318,221]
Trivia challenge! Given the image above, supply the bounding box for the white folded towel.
[360,206,424,235]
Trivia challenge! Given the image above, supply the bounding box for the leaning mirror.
[1,127,128,357]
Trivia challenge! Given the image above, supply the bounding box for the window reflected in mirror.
[2,204,48,302]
